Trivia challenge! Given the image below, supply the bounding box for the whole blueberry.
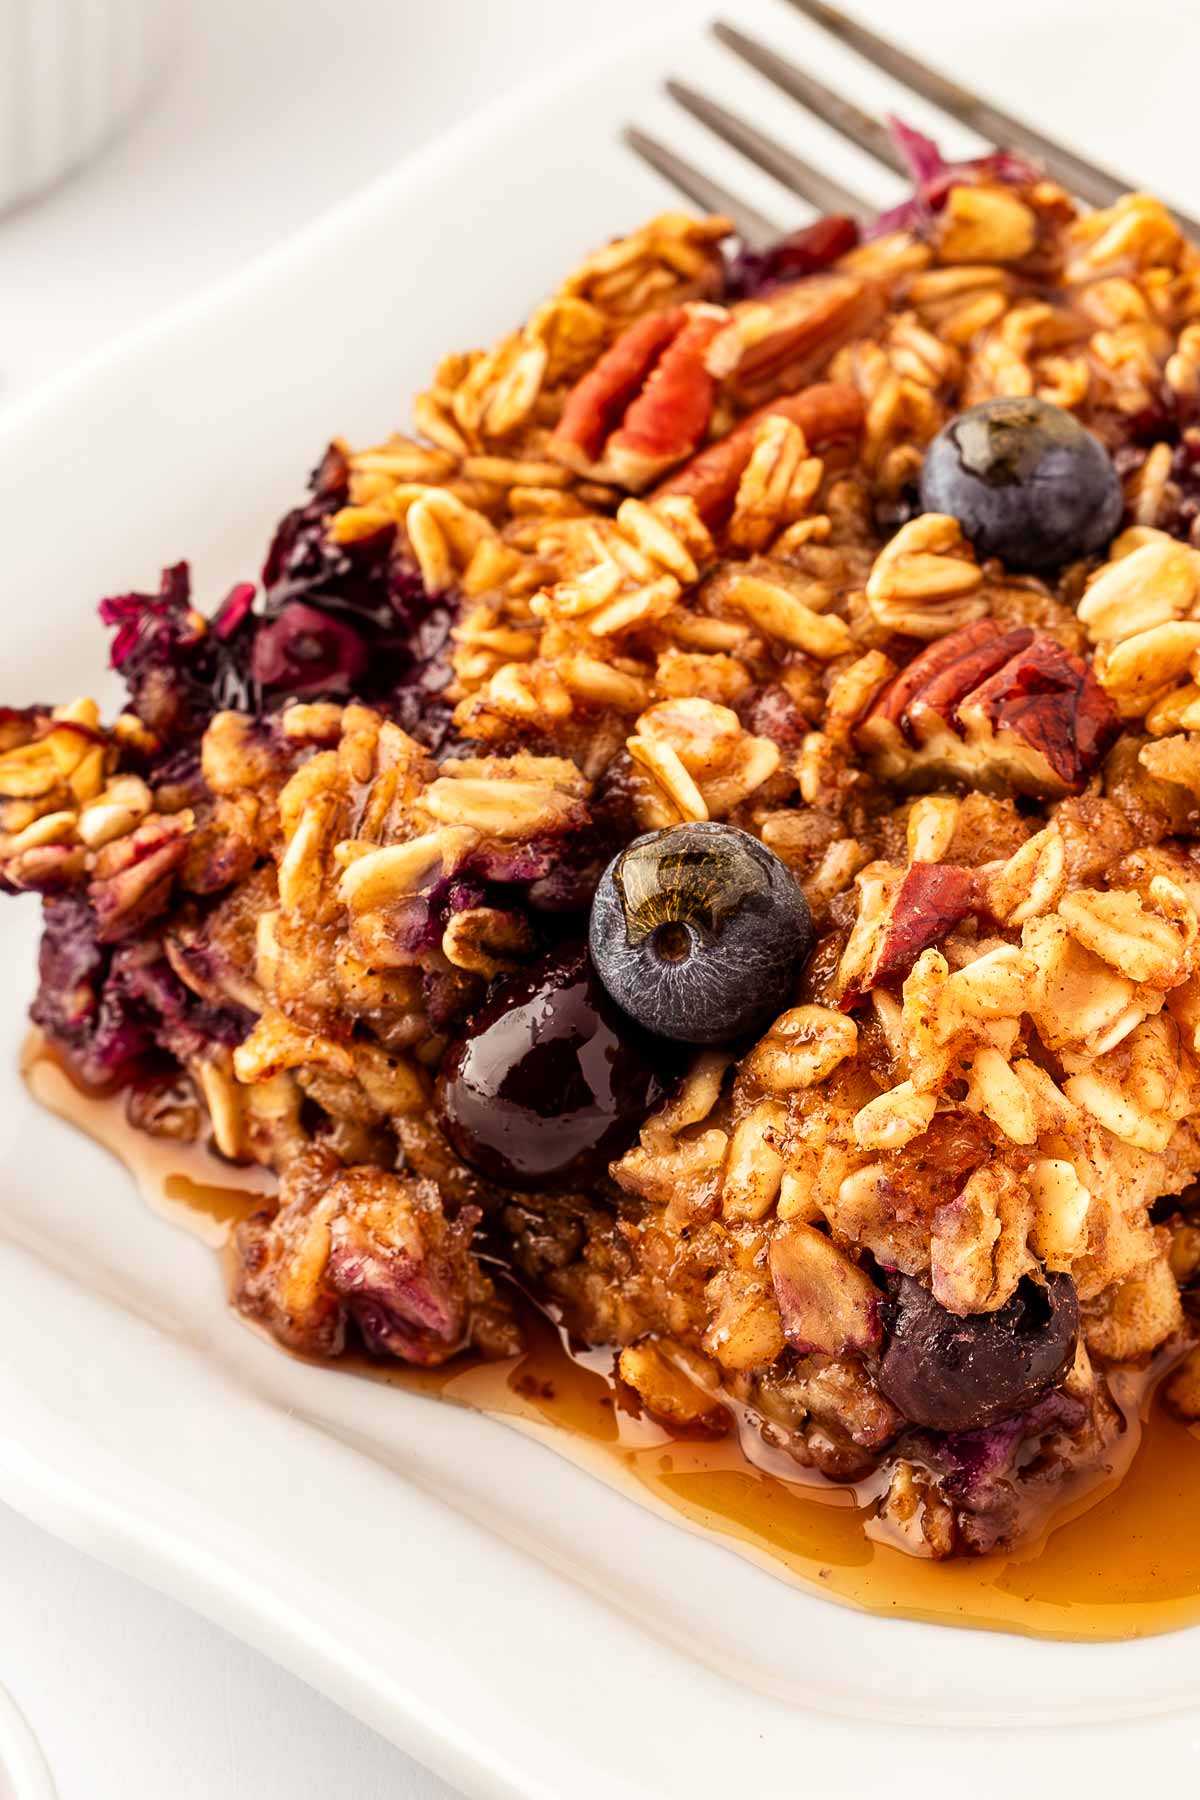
[588,822,813,1045]
[877,1272,1080,1434]
[919,397,1123,573]
[435,944,668,1190]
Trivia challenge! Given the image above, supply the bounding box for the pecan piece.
[958,639,1119,792]
[549,302,726,490]
[838,860,981,1004]
[651,381,863,527]
[866,862,980,989]
[857,621,1118,798]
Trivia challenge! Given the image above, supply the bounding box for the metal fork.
[625,0,1200,244]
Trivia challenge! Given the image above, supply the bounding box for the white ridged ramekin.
[0,0,173,216]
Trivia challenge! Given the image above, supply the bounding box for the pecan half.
[651,382,863,527]
[706,272,883,407]
[549,302,726,490]
[857,619,1118,798]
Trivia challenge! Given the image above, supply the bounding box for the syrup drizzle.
[22,1035,1200,1642]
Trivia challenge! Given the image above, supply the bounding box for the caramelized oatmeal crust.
[8,167,1200,1557]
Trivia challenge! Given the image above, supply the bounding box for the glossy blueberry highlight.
[588,822,813,1045]
[919,397,1123,573]
[435,944,668,1191]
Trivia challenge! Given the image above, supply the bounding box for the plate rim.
[0,1679,57,1800]
[2,5,1199,1793]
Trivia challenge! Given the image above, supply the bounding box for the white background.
[0,0,1191,1795]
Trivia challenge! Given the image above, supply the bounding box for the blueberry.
[877,1272,1080,1434]
[919,397,1123,573]
[588,822,813,1045]
[435,944,669,1190]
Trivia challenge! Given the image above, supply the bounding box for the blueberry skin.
[877,1272,1080,1434]
[436,944,669,1190]
[919,397,1123,573]
[588,822,814,1045]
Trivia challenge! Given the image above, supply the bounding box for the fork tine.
[712,20,906,178]
[622,127,782,246]
[664,80,870,219]
[784,0,1200,234]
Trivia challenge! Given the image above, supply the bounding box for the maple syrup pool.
[23,1035,1200,1643]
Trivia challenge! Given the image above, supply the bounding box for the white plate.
[3,4,1200,1795]
[0,1685,56,1800]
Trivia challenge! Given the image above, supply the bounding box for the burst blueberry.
[588,822,813,1045]
[878,1272,1080,1434]
[435,944,668,1190]
[919,396,1123,573]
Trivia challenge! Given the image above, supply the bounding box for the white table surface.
[1,0,1179,1794]
[0,2,707,1794]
